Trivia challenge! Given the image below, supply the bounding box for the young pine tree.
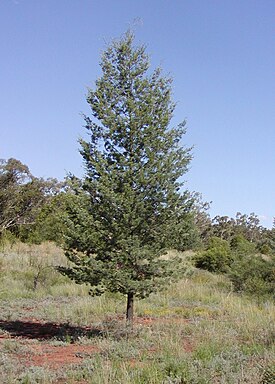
[60,32,193,326]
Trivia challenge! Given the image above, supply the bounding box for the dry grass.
[0,242,274,383]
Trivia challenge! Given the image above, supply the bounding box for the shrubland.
[194,234,274,301]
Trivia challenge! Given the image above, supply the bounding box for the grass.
[0,241,274,383]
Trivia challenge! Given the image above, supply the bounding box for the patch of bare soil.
[0,319,101,368]
[23,343,99,368]
[0,316,194,369]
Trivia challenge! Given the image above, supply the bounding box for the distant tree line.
[0,157,68,245]
[2,158,274,252]
[1,156,274,302]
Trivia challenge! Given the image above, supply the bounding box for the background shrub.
[228,255,275,299]
[194,237,233,273]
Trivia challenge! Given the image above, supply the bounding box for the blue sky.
[1,0,274,227]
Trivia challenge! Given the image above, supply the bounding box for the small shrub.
[163,359,190,383]
[229,255,275,298]
[194,237,233,273]
[230,234,256,256]
[258,243,271,255]
[0,231,17,251]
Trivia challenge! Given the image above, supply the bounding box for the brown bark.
[126,292,134,328]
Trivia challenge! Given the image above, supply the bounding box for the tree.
[0,158,44,236]
[19,177,74,245]
[211,215,235,241]
[0,158,63,240]
[59,32,193,326]
[191,192,212,245]
[235,212,263,243]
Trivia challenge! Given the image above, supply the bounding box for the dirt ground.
[0,316,193,370]
[0,319,100,368]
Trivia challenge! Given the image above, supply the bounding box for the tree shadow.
[0,319,103,341]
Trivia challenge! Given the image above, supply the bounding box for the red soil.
[0,316,194,369]
[23,343,99,368]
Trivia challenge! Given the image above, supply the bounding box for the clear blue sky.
[1,0,274,227]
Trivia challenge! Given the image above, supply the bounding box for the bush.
[194,237,233,273]
[228,255,275,299]
[258,243,271,256]
[0,231,17,250]
[230,234,256,256]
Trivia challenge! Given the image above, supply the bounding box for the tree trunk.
[126,292,134,328]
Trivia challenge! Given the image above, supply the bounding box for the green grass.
[0,242,274,383]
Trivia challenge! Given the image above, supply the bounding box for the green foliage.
[227,233,274,300]
[166,212,201,251]
[258,243,272,255]
[211,215,235,241]
[0,158,33,234]
[194,237,233,273]
[228,255,275,299]
[60,32,193,319]
[20,188,79,245]
[194,232,274,300]
[162,359,191,383]
[235,211,262,243]
[230,234,256,256]
[258,225,275,256]
[0,158,63,242]
[0,230,17,250]
[209,212,265,248]
[191,192,212,246]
